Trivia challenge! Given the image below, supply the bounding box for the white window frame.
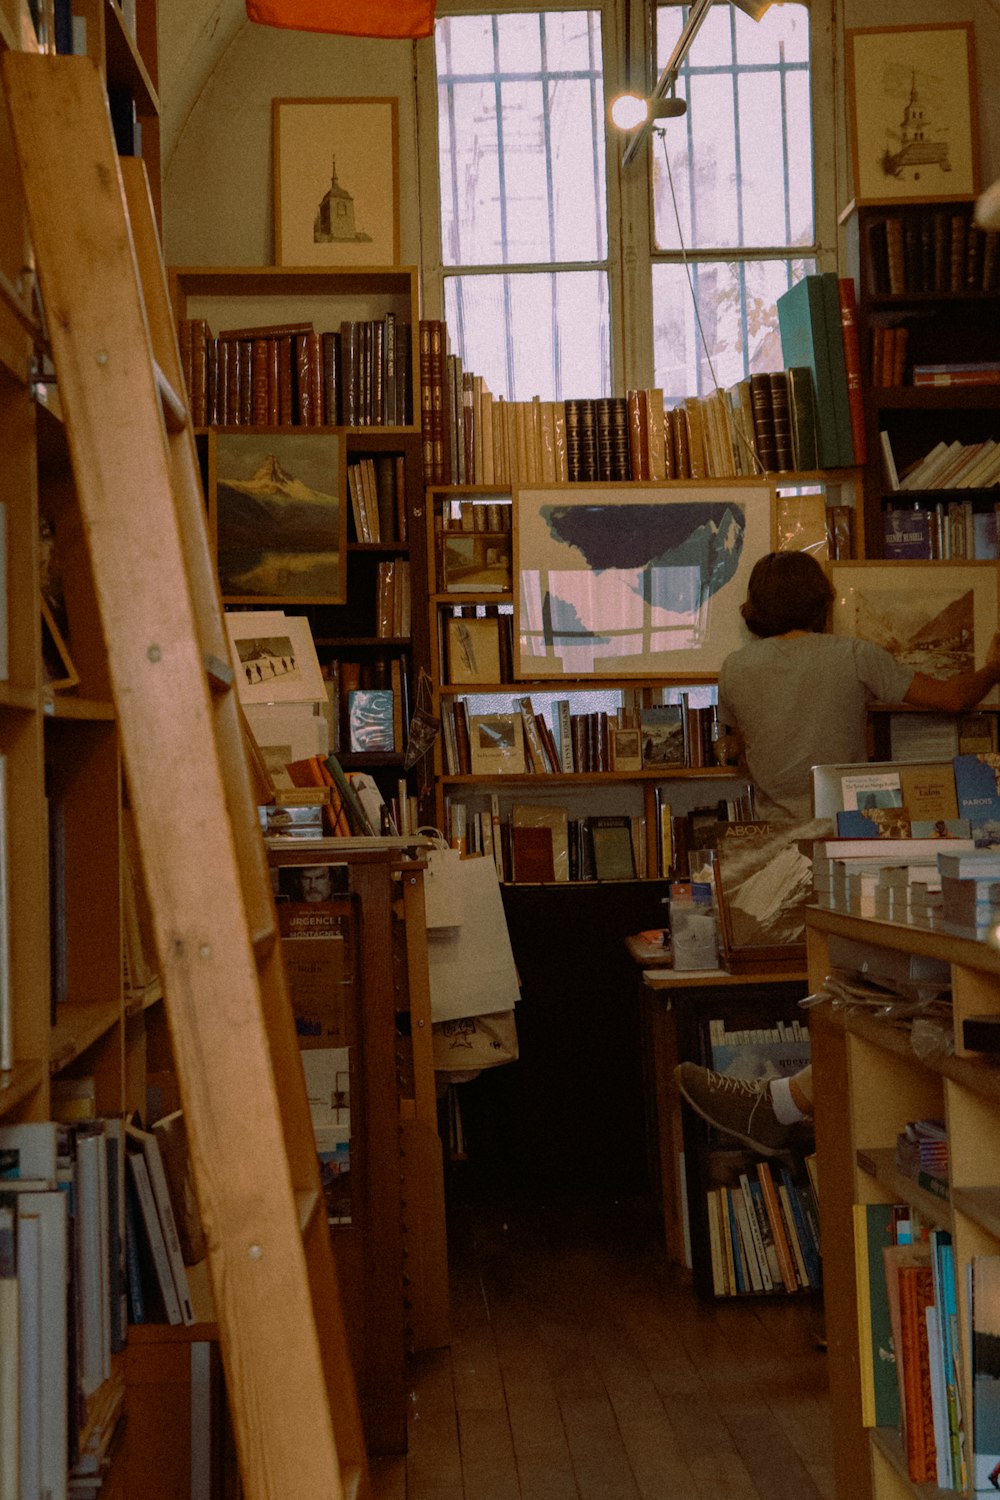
[415,0,837,396]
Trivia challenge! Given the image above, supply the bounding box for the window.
[434,10,611,401]
[426,3,819,404]
[652,2,815,399]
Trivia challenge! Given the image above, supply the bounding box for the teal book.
[776,275,844,469]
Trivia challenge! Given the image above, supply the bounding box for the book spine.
[836,277,866,464]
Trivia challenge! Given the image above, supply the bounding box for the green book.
[786,366,819,472]
[777,275,846,469]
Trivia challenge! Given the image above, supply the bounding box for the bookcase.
[168,265,430,823]
[808,904,1000,1500]
[842,199,1000,562]
[423,481,760,877]
[0,5,162,1495]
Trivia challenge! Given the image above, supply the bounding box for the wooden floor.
[371,1188,833,1500]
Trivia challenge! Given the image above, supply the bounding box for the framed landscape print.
[513,482,773,679]
[213,431,347,605]
[273,97,400,267]
[831,561,1000,706]
[845,24,979,205]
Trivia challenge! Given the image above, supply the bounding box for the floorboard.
[373,1190,833,1500]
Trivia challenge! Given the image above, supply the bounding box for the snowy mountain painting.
[215,433,346,603]
[514,485,772,677]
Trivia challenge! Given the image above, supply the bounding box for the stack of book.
[346,454,408,543]
[937,849,1000,940]
[882,498,1000,562]
[866,204,999,295]
[705,1159,821,1299]
[176,312,412,428]
[419,317,858,488]
[895,1118,948,1196]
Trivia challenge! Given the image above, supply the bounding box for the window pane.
[651,257,815,401]
[445,271,610,401]
[436,11,607,268]
[654,3,812,250]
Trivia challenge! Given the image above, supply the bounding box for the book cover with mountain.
[215,434,346,603]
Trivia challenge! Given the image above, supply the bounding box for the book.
[347,688,394,752]
[953,755,1000,847]
[640,705,685,768]
[971,1255,1000,1493]
[125,1125,195,1325]
[150,1111,206,1267]
[15,1189,68,1500]
[776,273,850,469]
[785,366,819,472]
[586,816,636,881]
[0,1201,16,1500]
[468,713,524,775]
[836,276,866,464]
[512,805,569,882]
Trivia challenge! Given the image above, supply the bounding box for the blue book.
[953,755,1000,848]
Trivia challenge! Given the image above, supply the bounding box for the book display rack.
[809,905,1000,1500]
[169,265,430,822]
[842,200,1000,562]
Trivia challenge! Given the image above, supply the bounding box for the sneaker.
[674,1062,812,1156]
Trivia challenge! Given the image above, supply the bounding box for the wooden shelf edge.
[805,905,1000,978]
[49,998,121,1072]
[0,1058,46,1114]
[855,1145,950,1228]
[43,692,116,720]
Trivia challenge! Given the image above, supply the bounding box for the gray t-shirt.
[717,634,914,822]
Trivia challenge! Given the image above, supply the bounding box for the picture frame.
[272,97,400,268]
[41,599,79,691]
[514,482,773,679]
[446,616,502,685]
[831,561,1000,707]
[213,431,347,605]
[225,609,327,706]
[468,713,525,776]
[845,24,979,206]
[441,532,512,593]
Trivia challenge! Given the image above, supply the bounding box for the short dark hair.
[740,550,834,638]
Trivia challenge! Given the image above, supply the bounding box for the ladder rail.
[3,52,371,1500]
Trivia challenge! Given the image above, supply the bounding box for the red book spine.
[251,338,270,425]
[837,277,867,465]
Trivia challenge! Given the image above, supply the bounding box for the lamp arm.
[620,0,713,168]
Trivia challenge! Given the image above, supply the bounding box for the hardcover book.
[640,705,685,768]
[586,815,636,881]
[468,713,524,775]
[347,689,394,753]
[954,755,1000,847]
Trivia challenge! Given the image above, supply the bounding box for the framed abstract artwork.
[272,97,400,267]
[831,561,1000,706]
[212,431,347,605]
[845,24,979,205]
[513,482,774,679]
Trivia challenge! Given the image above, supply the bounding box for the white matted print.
[514,483,774,679]
[225,610,326,705]
[273,97,400,268]
[831,561,1000,706]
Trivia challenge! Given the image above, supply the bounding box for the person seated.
[675,1061,813,1155]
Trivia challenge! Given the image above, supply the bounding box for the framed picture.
[213,431,347,605]
[468,713,525,776]
[831,561,1000,707]
[514,482,773,679]
[225,609,327,706]
[446,616,502,685]
[845,24,979,205]
[41,599,79,691]
[272,97,400,268]
[441,533,512,592]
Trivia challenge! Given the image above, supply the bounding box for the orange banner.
[245,0,435,35]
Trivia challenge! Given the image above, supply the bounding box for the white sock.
[770,1076,806,1125]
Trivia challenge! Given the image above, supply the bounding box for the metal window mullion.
[778,42,792,247]
[489,17,518,398]
[728,6,745,249]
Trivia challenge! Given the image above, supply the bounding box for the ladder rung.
[153,357,188,431]
[251,924,277,960]
[204,652,235,692]
[296,1187,322,1235]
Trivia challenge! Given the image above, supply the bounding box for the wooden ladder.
[3,52,370,1500]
